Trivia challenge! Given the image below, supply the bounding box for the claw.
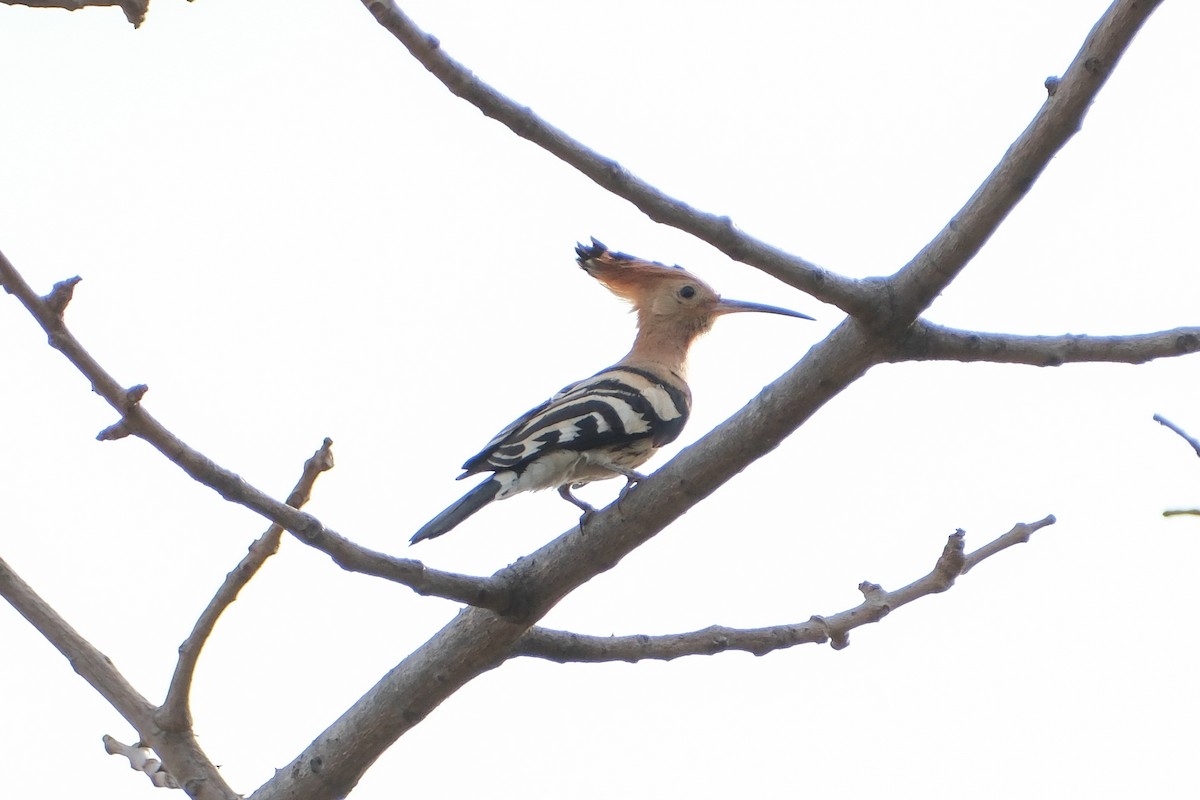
[577,506,596,532]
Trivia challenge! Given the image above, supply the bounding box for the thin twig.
[961,515,1057,574]
[1153,414,1200,459]
[512,516,1057,663]
[895,322,1200,366]
[160,439,337,731]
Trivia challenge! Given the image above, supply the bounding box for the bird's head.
[575,238,812,342]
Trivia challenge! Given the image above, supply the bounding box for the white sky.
[2,1,1199,798]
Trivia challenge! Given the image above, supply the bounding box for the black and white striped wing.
[457,366,690,478]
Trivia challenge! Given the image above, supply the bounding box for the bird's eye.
[679,285,696,299]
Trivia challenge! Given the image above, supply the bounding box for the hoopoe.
[410,239,813,544]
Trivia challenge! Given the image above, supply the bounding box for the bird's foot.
[616,467,647,485]
[616,470,646,508]
[619,476,642,497]
[577,506,596,532]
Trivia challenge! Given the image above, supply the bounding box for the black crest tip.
[575,237,609,265]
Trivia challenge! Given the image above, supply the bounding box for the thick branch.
[356,0,874,316]
[160,439,337,731]
[884,0,1164,323]
[0,0,147,27]
[893,322,1200,366]
[513,516,1057,663]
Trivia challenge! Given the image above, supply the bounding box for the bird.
[410,238,813,544]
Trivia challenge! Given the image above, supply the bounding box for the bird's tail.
[410,478,502,544]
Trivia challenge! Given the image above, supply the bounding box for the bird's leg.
[558,483,596,529]
[613,467,647,503]
[557,483,595,513]
[610,466,647,484]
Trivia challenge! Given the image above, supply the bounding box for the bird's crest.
[575,237,710,306]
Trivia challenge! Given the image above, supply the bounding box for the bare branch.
[893,322,1200,366]
[0,555,238,799]
[961,514,1057,575]
[0,0,147,27]
[355,0,874,316]
[0,249,507,610]
[512,516,1057,663]
[160,439,337,731]
[0,556,157,731]
[884,0,1164,322]
[309,540,510,609]
[1154,414,1200,459]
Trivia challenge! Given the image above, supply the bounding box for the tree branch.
[0,250,509,611]
[0,555,157,735]
[0,0,148,27]
[1153,414,1200,459]
[512,516,1057,663]
[301,534,509,609]
[356,0,875,317]
[884,0,1164,323]
[160,439,337,731]
[892,322,1200,366]
[0,555,238,799]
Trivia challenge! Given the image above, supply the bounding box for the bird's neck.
[620,318,704,380]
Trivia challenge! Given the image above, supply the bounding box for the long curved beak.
[714,298,814,320]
